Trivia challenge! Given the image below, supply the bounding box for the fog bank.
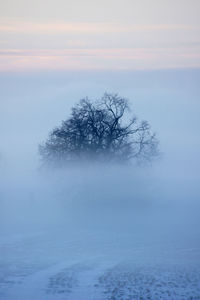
[0,68,200,245]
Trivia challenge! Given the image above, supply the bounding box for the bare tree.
[39,93,158,166]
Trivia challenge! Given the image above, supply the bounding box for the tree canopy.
[39,93,158,166]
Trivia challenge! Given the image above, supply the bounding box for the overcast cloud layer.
[0,0,200,71]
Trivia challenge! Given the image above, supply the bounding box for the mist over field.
[0,69,200,299]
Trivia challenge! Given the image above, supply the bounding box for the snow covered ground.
[1,209,200,300]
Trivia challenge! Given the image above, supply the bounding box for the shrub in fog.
[39,93,158,167]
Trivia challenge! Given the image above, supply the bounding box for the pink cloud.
[0,21,198,35]
[0,47,200,71]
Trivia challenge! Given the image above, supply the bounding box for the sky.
[0,0,200,71]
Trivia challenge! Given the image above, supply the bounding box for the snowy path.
[1,228,200,299]
[2,257,117,300]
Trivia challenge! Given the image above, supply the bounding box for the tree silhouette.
[39,93,158,166]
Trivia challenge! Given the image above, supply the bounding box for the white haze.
[0,69,200,299]
[0,69,199,245]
